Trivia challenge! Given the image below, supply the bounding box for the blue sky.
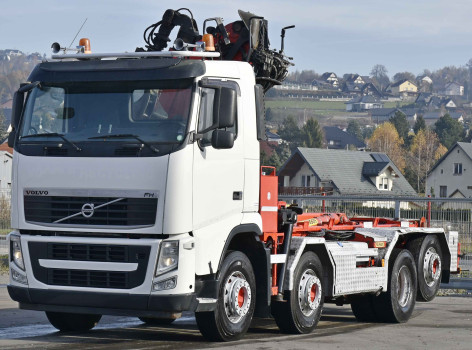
[1,0,471,77]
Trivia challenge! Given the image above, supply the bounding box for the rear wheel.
[408,235,443,301]
[46,312,101,332]
[272,251,324,334]
[373,249,417,323]
[195,251,256,341]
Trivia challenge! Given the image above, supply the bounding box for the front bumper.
[8,285,196,317]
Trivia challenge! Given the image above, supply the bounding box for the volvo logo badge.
[81,203,95,218]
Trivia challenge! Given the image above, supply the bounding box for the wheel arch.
[402,231,451,283]
[218,224,271,318]
[302,244,334,298]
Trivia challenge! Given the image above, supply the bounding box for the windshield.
[17,81,193,157]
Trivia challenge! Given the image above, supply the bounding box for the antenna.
[68,18,88,49]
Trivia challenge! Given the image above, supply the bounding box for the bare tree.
[370,64,390,91]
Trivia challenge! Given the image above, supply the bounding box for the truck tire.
[195,251,256,341]
[350,294,378,322]
[138,317,176,325]
[272,251,324,334]
[373,249,417,323]
[46,312,101,332]
[407,235,442,302]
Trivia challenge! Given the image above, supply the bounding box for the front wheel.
[46,312,101,332]
[272,251,324,334]
[195,251,256,341]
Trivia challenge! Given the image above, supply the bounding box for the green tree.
[389,111,409,141]
[302,118,323,148]
[274,142,292,165]
[346,120,363,141]
[278,115,303,151]
[267,151,282,168]
[413,115,426,134]
[362,126,374,140]
[434,114,464,149]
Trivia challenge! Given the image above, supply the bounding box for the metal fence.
[280,194,472,276]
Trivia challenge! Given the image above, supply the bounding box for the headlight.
[155,241,179,276]
[10,235,25,271]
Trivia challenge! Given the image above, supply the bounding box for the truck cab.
[8,55,267,332]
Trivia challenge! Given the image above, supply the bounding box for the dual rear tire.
[408,235,443,301]
[351,249,417,323]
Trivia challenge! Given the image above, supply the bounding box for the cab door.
[192,80,244,274]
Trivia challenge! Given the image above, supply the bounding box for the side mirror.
[213,87,236,128]
[11,91,25,129]
[211,130,234,149]
[7,130,16,148]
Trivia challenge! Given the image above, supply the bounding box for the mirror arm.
[19,81,40,93]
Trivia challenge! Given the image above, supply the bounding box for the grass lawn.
[266,100,346,110]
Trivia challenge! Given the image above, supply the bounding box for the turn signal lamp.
[202,34,215,52]
[79,38,91,54]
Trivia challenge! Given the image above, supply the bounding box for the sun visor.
[28,58,206,83]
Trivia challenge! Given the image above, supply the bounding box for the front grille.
[29,242,151,289]
[48,269,127,289]
[114,147,141,156]
[24,196,157,226]
[49,243,128,262]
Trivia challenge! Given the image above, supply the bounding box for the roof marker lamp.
[79,38,91,54]
[155,241,179,276]
[10,235,25,271]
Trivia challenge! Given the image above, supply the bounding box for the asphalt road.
[0,280,471,350]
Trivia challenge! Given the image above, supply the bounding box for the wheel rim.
[223,271,252,324]
[298,269,322,317]
[397,265,412,308]
[423,247,441,287]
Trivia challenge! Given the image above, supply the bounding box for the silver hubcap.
[397,265,412,308]
[423,247,441,287]
[298,269,322,317]
[223,271,251,323]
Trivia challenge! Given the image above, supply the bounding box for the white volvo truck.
[6,9,460,342]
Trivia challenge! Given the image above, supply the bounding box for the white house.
[426,142,472,198]
[320,72,339,87]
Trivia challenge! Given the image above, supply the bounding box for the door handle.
[233,191,243,200]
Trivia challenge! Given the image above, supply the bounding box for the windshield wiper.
[87,134,166,153]
[20,132,82,151]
